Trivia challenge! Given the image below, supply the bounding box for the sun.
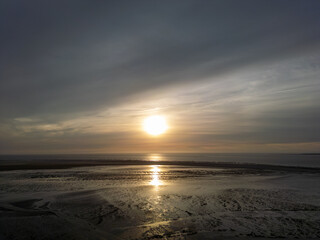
[143,115,168,136]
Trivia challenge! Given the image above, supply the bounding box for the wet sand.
[0,161,320,239]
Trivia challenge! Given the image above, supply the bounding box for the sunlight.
[150,165,162,186]
[143,115,168,136]
[148,154,162,161]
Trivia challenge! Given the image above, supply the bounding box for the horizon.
[1,152,320,156]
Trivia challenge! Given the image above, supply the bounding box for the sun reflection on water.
[148,154,162,161]
[150,165,162,187]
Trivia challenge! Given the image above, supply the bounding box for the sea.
[0,153,319,168]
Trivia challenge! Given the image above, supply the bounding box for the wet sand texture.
[0,163,320,239]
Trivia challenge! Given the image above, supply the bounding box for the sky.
[1,0,320,154]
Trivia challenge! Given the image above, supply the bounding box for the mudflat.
[0,161,320,239]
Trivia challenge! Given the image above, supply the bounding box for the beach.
[0,160,320,239]
[2,0,320,239]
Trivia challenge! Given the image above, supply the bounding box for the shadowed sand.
[0,161,320,239]
[0,159,319,172]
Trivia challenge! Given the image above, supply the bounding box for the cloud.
[1,0,320,119]
[1,0,320,153]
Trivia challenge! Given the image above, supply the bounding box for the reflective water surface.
[150,165,162,187]
[0,164,320,239]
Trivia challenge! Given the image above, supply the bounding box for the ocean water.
[0,153,319,168]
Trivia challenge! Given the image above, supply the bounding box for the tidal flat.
[0,161,320,240]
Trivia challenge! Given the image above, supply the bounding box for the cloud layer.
[1,0,320,153]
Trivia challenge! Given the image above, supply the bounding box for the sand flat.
[0,162,320,239]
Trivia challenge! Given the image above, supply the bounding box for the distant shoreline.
[0,159,319,173]
[299,153,320,155]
